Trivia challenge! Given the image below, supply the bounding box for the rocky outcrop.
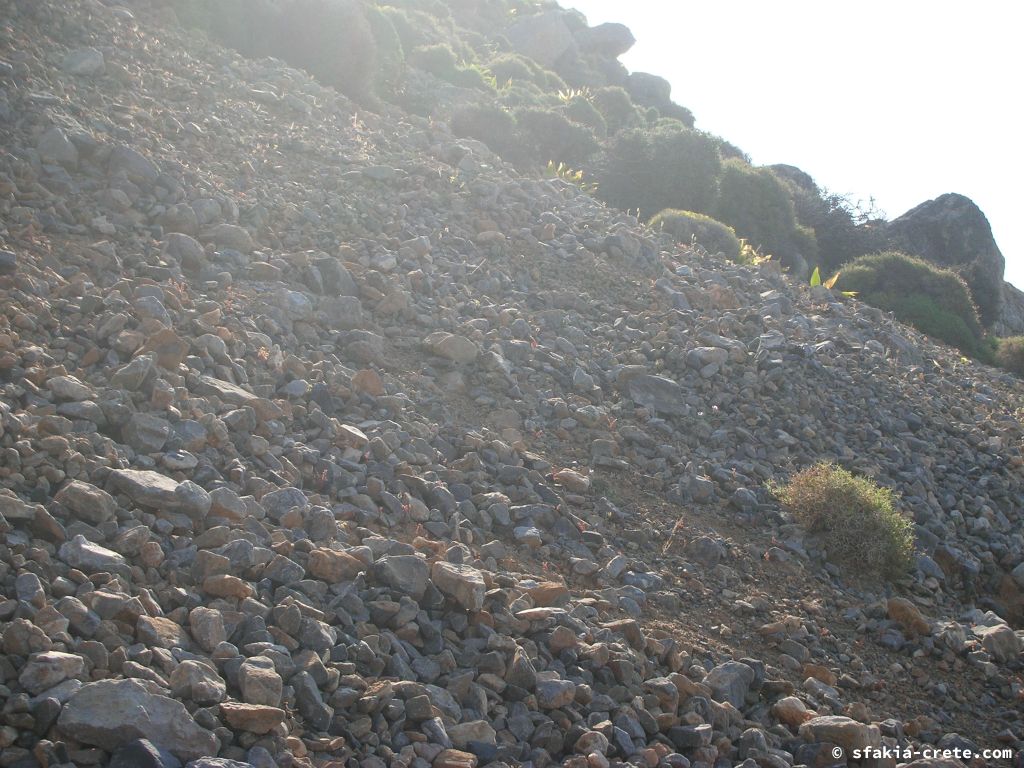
[503,10,576,67]
[995,279,1024,336]
[886,193,1006,326]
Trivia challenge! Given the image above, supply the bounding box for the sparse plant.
[544,161,598,194]
[993,336,1024,376]
[771,463,914,580]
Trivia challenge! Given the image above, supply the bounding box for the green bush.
[713,158,803,260]
[596,126,722,220]
[488,53,535,86]
[562,96,606,137]
[591,86,639,134]
[787,183,886,272]
[994,336,1024,375]
[450,103,521,160]
[365,6,404,94]
[514,108,598,167]
[835,251,983,354]
[772,463,914,580]
[650,209,741,261]
[408,43,459,78]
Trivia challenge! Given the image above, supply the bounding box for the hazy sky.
[569,0,1022,287]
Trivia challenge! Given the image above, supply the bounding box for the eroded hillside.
[0,2,1021,768]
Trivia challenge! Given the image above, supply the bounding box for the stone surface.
[58,679,218,761]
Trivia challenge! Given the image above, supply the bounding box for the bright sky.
[569,0,1022,288]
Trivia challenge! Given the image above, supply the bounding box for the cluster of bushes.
[172,0,888,271]
[772,463,914,581]
[834,251,984,356]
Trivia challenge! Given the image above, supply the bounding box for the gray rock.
[58,679,219,762]
[54,480,117,525]
[62,47,105,76]
[704,661,755,709]
[504,10,574,66]
[431,561,485,612]
[169,660,226,704]
[627,375,687,416]
[124,413,171,453]
[59,535,126,572]
[19,651,85,695]
[239,656,283,707]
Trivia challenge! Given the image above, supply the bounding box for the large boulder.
[504,11,575,67]
[58,679,219,762]
[574,23,636,57]
[994,280,1024,336]
[885,193,1005,326]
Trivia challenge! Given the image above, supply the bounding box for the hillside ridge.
[0,2,1022,768]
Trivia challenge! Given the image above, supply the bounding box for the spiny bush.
[650,209,741,261]
[994,336,1024,376]
[772,463,914,580]
[713,158,804,262]
[835,251,983,355]
[596,126,722,220]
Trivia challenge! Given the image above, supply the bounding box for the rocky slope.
[0,2,1022,768]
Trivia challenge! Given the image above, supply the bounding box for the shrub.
[650,209,741,261]
[835,251,983,354]
[514,108,599,167]
[488,53,534,86]
[562,96,606,136]
[713,158,802,260]
[786,183,886,272]
[365,6,405,94]
[772,463,914,580]
[450,103,521,160]
[408,43,459,78]
[596,126,722,220]
[994,336,1024,375]
[591,86,639,134]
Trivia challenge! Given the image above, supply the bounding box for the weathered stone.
[424,332,479,364]
[58,679,218,761]
[238,656,283,707]
[218,702,285,735]
[373,554,430,599]
[54,480,117,525]
[431,561,485,612]
[799,716,882,754]
[59,535,126,572]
